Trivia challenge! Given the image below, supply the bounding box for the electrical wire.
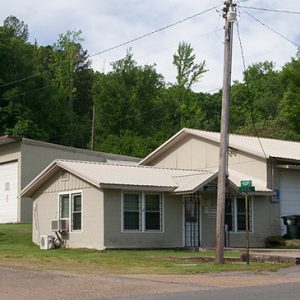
[235,19,268,160]
[0,73,41,88]
[239,6,300,15]
[242,11,299,48]
[88,4,220,58]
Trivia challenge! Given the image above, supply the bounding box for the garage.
[279,169,300,234]
[0,161,19,223]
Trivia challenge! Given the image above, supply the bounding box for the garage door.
[0,161,18,223]
[279,169,300,234]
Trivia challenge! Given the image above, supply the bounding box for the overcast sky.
[1,0,299,92]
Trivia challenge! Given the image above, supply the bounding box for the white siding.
[0,161,18,223]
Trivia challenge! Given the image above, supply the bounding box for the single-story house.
[140,128,300,235]
[20,128,300,250]
[0,135,139,223]
[21,159,276,249]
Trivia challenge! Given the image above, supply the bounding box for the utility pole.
[215,0,236,264]
[91,104,96,151]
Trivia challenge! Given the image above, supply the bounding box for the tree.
[230,61,284,137]
[172,42,207,128]
[173,42,207,89]
[92,51,165,156]
[3,15,29,41]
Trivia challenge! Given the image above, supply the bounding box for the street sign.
[240,180,252,188]
[238,186,255,193]
[203,183,217,192]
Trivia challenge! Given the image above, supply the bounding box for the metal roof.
[0,135,140,163]
[21,160,272,197]
[140,128,300,164]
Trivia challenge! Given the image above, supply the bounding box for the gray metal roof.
[0,135,140,163]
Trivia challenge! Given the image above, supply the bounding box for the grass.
[0,224,291,274]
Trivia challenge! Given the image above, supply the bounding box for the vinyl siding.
[32,171,104,250]
[200,195,280,247]
[103,189,183,248]
[147,135,267,182]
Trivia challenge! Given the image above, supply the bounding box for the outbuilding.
[0,136,139,223]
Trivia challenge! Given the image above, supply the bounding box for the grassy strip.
[0,224,291,274]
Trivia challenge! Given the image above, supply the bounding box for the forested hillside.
[0,16,299,157]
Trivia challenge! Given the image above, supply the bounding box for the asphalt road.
[116,282,300,300]
[1,265,300,299]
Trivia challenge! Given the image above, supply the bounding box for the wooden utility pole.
[91,104,96,151]
[215,0,236,264]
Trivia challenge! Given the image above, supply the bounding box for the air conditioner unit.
[51,219,59,232]
[40,235,54,250]
[60,219,69,232]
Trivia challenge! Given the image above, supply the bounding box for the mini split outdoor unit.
[51,219,69,232]
[40,235,54,250]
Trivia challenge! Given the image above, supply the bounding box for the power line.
[88,4,220,58]
[235,19,268,160]
[242,10,299,48]
[239,5,300,15]
[0,73,41,88]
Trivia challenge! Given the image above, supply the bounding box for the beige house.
[22,159,274,250]
[140,128,300,236]
[20,129,300,250]
[0,136,139,224]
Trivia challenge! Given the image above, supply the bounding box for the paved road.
[117,282,300,300]
[1,266,300,299]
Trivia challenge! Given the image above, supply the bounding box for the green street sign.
[239,186,255,193]
[203,183,217,192]
[240,180,252,188]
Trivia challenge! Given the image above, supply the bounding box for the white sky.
[1,0,299,92]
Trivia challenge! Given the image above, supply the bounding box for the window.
[123,193,141,231]
[224,197,252,232]
[60,194,69,219]
[145,194,161,230]
[236,197,252,232]
[122,192,162,232]
[59,192,82,231]
[225,198,234,231]
[72,194,82,231]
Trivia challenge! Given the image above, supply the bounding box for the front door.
[184,194,200,247]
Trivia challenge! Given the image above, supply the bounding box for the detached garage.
[0,135,139,224]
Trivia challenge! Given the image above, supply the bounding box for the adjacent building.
[0,135,139,223]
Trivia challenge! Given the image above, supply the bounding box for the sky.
[1,0,299,92]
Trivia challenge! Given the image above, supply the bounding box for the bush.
[265,236,285,248]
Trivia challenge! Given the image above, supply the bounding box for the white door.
[0,161,19,223]
[279,169,300,234]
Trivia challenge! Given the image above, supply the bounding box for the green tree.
[3,15,29,41]
[92,51,165,156]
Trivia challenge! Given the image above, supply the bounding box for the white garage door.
[0,161,19,223]
[279,169,300,234]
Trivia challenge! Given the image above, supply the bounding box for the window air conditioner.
[60,219,69,232]
[40,235,54,250]
[51,219,59,232]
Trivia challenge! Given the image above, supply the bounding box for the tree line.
[0,16,299,157]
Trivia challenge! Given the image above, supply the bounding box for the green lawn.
[0,224,290,274]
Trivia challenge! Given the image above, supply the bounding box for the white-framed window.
[59,191,82,232]
[225,197,253,232]
[122,192,163,232]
